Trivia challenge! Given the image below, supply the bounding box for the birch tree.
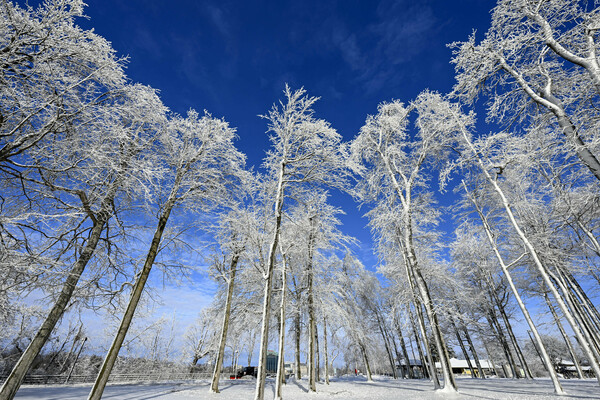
[433,94,600,386]
[253,85,347,400]
[0,83,166,400]
[349,93,458,392]
[88,110,245,400]
[451,0,600,181]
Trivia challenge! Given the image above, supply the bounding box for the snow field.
[13,376,600,399]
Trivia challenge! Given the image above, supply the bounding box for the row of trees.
[0,1,247,399]
[182,1,600,398]
[2,1,600,400]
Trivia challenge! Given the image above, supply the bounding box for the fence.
[0,372,213,385]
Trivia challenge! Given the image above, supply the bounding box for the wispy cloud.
[331,27,365,72]
[372,1,436,65]
[206,4,231,39]
[308,0,440,95]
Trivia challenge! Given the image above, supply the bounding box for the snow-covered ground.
[13,376,600,399]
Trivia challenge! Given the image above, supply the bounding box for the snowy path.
[13,376,600,399]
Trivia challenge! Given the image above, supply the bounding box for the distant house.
[284,362,307,377]
[435,358,495,377]
[556,359,595,378]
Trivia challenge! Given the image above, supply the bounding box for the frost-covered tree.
[0,0,126,166]
[88,110,245,400]
[252,86,347,400]
[349,92,457,392]
[0,82,167,400]
[209,203,253,393]
[432,93,600,387]
[452,220,539,379]
[333,254,379,382]
[283,191,350,392]
[185,309,219,369]
[451,0,600,181]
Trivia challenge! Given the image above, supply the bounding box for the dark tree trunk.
[211,253,241,393]
[0,207,111,400]
[394,318,413,379]
[88,191,178,400]
[450,316,476,378]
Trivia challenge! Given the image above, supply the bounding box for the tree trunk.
[315,324,320,383]
[568,276,600,333]
[460,323,485,379]
[88,195,177,400]
[359,342,373,381]
[382,144,452,390]
[417,306,437,382]
[412,266,456,390]
[557,267,600,343]
[478,329,499,376]
[294,312,301,380]
[394,318,413,379]
[408,305,431,381]
[254,161,286,400]
[307,216,317,392]
[210,254,240,393]
[275,253,288,400]
[485,160,600,382]
[59,324,83,374]
[247,330,256,367]
[544,291,584,379]
[499,58,600,181]
[399,244,436,384]
[487,311,518,378]
[390,333,406,379]
[543,94,600,182]
[399,217,454,390]
[65,337,86,384]
[450,316,475,378]
[459,124,600,383]
[388,328,403,379]
[375,310,397,379]
[500,306,533,379]
[323,317,330,384]
[549,269,600,362]
[0,210,110,400]
[489,285,533,380]
[465,183,562,388]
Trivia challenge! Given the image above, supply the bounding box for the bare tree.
[0,83,167,400]
[451,0,600,181]
[253,86,347,400]
[88,110,245,400]
[349,93,458,392]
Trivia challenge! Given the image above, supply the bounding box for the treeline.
[1,1,600,400]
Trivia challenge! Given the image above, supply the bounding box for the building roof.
[435,358,493,369]
[558,359,575,366]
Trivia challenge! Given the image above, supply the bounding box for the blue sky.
[76,0,493,261]
[80,0,491,162]
[22,0,499,360]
